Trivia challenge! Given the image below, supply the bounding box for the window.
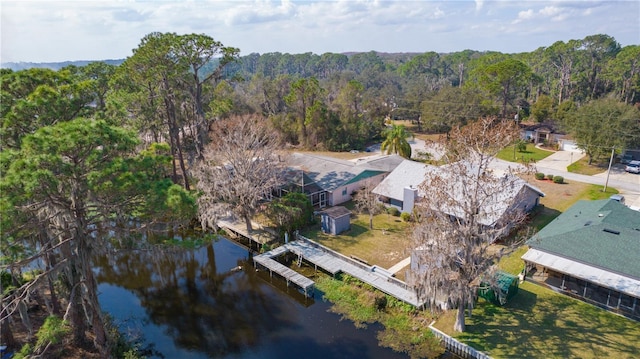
[342,188,347,196]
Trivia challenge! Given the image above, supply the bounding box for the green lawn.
[496,143,554,163]
[292,152,634,358]
[567,156,610,175]
[461,179,634,358]
[434,281,640,358]
[300,209,413,270]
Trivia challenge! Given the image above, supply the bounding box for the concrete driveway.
[534,151,640,210]
[535,150,585,172]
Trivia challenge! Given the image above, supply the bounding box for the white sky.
[1,0,639,63]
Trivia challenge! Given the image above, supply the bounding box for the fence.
[429,324,492,359]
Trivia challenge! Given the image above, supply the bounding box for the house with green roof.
[522,199,640,319]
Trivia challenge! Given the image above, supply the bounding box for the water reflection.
[95,238,407,359]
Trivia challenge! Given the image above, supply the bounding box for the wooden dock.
[288,237,423,307]
[254,245,315,297]
[253,236,425,307]
[217,217,276,248]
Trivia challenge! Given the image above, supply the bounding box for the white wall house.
[373,159,545,227]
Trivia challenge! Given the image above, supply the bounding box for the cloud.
[515,9,535,23]
[112,8,149,22]
[1,0,638,63]
[223,0,296,26]
[475,0,484,12]
[539,6,562,17]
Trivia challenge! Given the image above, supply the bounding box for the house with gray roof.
[285,153,404,207]
[522,199,640,319]
[372,160,544,228]
[371,160,435,213]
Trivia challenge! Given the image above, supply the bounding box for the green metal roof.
[527,199,640,279]
[345,170,385,185]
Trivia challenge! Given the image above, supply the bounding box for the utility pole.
[603,147,615,192]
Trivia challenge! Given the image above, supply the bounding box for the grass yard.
[567,156,610,175]
[496,143,554,163]
[290,149,633,358]
[300,210,413,271]
[433,281,640,359]
[527,172,618,210]
[458,176,634,358]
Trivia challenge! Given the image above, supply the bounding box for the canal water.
[95,237,408,359]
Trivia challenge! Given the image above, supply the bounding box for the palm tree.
[381,124,412,158]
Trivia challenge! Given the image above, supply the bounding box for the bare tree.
[353,179,384,229]
[195,114,287,232]
[408,117,533,332]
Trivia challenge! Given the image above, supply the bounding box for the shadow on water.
[94,237,409,359]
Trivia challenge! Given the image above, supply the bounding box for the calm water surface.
[96,238,408,359]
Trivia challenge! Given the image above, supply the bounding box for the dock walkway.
[253,254,315,297]
[289,237,423,307]
[217,218,275,245]
[254,236,424,307]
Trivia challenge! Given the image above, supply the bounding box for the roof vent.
[583,221,592,226]
[603,228,620,235]
[598,213,604,217]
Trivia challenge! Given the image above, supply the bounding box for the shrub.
[374,296,388,311]
[260,243,272,253]
[387,207,400,216]
[535,172,545,180]
[400,212,411,222]
[553,176,564,184]
[546,174,554,181]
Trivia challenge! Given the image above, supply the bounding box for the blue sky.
[1,0,639,63]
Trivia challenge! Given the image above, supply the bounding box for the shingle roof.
[287,153,397,191]
[321,206,351,219]
[353,154,405,172]
[372,160,434,200]
[527,199,640,279]
[373,159,544,226]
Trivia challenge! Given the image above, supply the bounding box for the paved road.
[366,141,640,209]
[367,137,445,160]
[492,151,640,209]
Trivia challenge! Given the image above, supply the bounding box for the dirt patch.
[523,174,596,212]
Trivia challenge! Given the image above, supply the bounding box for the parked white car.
[625,160,640,174]
[610,194,625,204]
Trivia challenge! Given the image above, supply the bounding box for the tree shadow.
[461,284,640,358]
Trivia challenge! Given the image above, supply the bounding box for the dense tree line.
[1,31,639,356]
[218,34,639,153]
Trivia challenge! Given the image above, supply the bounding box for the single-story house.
[284,153,404,208]
[520,121,566,145]
[522,199,640,319]
[372,159,545,228]
[371,160,433,213]
[320,206,351,235]
[557,137,582,152]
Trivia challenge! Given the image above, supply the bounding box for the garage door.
[561,140,581,152]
